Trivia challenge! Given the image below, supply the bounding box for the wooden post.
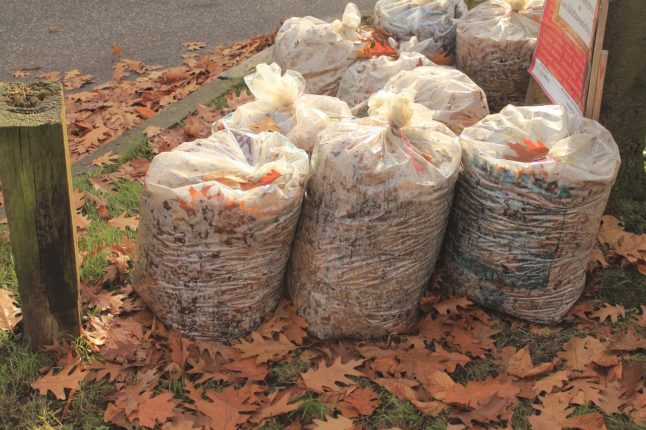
[0,81,80,348]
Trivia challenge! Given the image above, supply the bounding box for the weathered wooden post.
[0,81,80,348]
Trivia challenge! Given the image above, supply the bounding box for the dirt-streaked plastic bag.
[375,0,468,63]
[287,90,461,340]
[273,3,365,95]
[380,65,489,134]
[133,130,309,339]
[456,0,544,112]
[441,105,620,322]
[337,51,432,107]
[218,63,352,154]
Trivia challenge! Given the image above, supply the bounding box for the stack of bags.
[132,1,621,341]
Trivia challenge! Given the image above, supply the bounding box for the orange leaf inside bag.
[505,138,551,162]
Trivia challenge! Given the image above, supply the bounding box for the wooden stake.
[585,0,609,118]
[0,81,80,348]
[591,50,608,121]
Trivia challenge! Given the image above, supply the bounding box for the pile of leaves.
[2,193,646,429]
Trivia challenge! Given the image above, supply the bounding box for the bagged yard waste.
[337,51,432,107]
[456,0,544,112]
[133,129,309,339]
[217,63,352,154]
[375,0,468,64]
[441,105,621,323]
[273,3,366,95]
[380,64,489,133]
[287,89,462,340]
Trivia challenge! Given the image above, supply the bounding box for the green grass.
[0,233,17,293]
[290,392,331,425]
[495,322,579,364]
[269,357,311,389]
[597,267,646,309]
[511,399,535,430]
[451,357,498,384]
[118,138,156,163]
[606,195,646,234]
[368,388,424,429]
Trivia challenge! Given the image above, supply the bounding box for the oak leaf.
[251,391,302,424]
[0,289,21,331]
[563,412,608,430]
[301,356,364,393]
[131,391,177,428]
[590,303,625,323]
[183,41,207,51]
[505,138,550,162]
[308,414,354,430]
[234,332,296,364]
[432,296,472,315]
[608,326,646,351]
[108,212,139,231]
[337,387,379,417]
[596,381,628,414]
[565,378,602,406]
[111,43,124,57]
[31,364,88,400]
[528,392,574,430]
[533,370,569,394]
[502,346,555,378]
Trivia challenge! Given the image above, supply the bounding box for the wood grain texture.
[0,81,80,348]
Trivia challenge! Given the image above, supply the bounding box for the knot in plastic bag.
[244,63,305,109]
[331,2,361,35]
[505,0,530,12]
[368,89,416,130]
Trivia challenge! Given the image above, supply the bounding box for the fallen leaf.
[130,391,177,428]
[111,43,124,57]
[0,289,21,331]
[308,414,354,430]
[502,346,555,378]
[528,392,574,430]
[234,332,296,364]
[107,212,139,231]
[505,138,550,163]
[301,356,364,393]
[251,391,302,424]
[533,371,569,394]
[91,151,119,167]
[182,41,207,51]
[337,387,379,417]
[31,364,87,400]
[590,303,625,323]
[11,69,30,78]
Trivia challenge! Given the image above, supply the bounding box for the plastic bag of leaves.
[216,63,352,154]
[336,39,433,107]
[441,105,620,323]
[375,0,468,64]
[456,0,544,112]
[132,129,309,340]
[273,2,367,96]
[379,64,489,134]
[287,89,461,340]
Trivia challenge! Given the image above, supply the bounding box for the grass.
[290,391,331,424]
[269,357,311,389]
[597,267,646,309]
[369,388,424,429]
[451,357,498,384]
[511,399,535,430]
[495,321,580,364]
[606,195,646,235]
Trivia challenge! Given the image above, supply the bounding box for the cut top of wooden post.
[0,81,81,348]
[0,81,65,126]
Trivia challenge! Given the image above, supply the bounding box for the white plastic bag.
[456,0,544,111]
[287,90,462,340]
[375,0,468,63]
[381,65,489,133]
[133,130,309,339]
[273,3,365,95]
[441,105,620,322]
[337,51,432,107]
[218,63,352,154]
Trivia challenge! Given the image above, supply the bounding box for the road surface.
[1,0,375,84]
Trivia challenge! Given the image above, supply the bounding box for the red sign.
[529,0,599,115]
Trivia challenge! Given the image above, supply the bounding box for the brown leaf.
[107,212,139,231]
[432,296,472,315]
[111,43,124,57]
[0,289,21,331]
[234,332,296,364]
[590,304,626,323]
[337,387,379,417]
[11,69,30,78]
[533,370,569,395]
[182,41,207,51]
[63,68,94,90]
[91,151,119,167]
[31,364,88,400]
[251,391,302,424]
[308,414,354,430]
[301,356,364,393]
[563,412,608,430]
[528,392,574,430]
[502,346,555,378]
[130,391,177,428]
[608,326,646,351]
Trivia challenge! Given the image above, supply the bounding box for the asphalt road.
[1,0,375,84]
